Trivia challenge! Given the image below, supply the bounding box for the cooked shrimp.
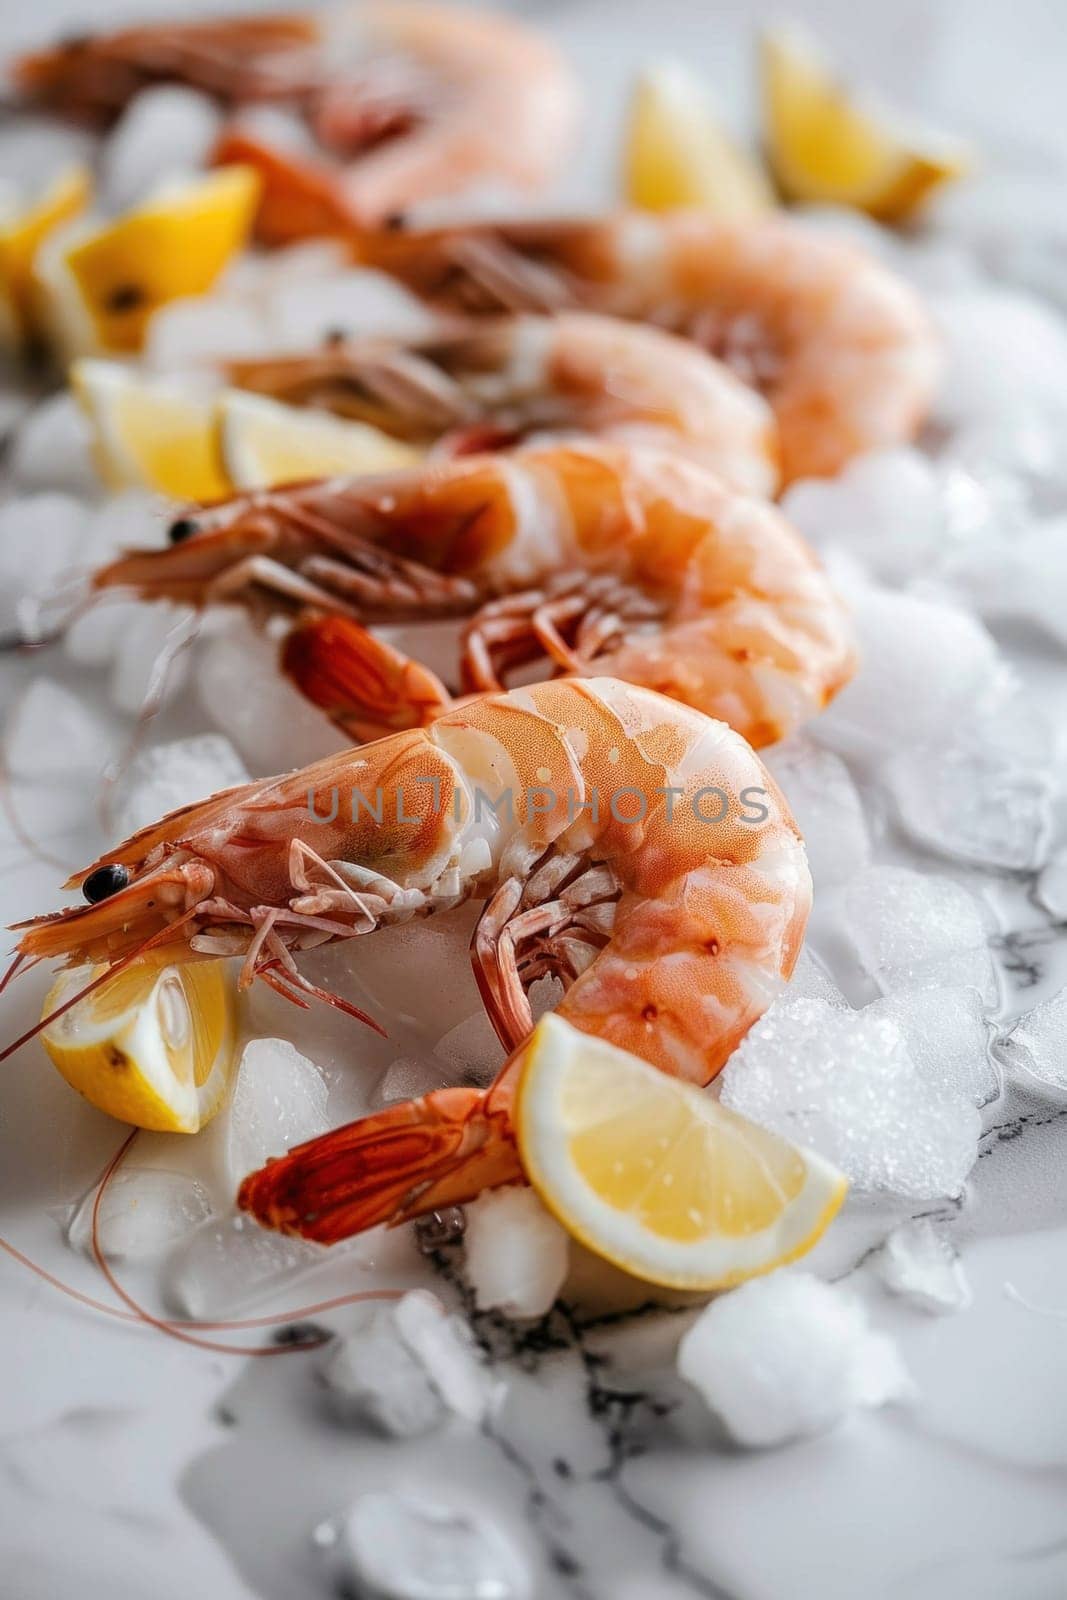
[92,441,854,747]
[7,678,811,1236]
[226,312,780,496]
[233,677,810,1240]
[12,5,580,241]
[354,210,940,483]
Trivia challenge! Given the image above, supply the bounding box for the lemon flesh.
[42,959,237,1133]
[35,166,260,356]
[218,390,419,491]
[762,25,970,220]
[0,165,91,348]
[72,359,230,501]
[516,1014,846,1290]
[625,62,773,216]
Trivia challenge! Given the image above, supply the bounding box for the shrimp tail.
[282,613,454,740]
[237,1084,522,1243]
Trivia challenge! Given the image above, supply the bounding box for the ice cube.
[677,1271,911,1448]
[883,689,1058,871]
[843,865,999,1005]
[10,394,98,498]
[931,286,1067,430]
[164,1211,323,1319]
[108,601,196,716]
[65,597,142,668]
[322,1310,448,1437]
[322,1290,497,1436]
[762,736,870,888]
[336,1491,531,1600]
[463,1186,569,1319]
[66,1168,213,1262]
[195,615,347,774]
[101,87,222,211]
[85,488,171,568]
[145,293,270,368]
[433,1012,506,1087]
[719,997,981,1198]
[267,268,435,348]
[1036,849,1067,920]
[782,449,945,586]
[393,1290,499,1424]
[223,1037,331,1189]
[812,584,1004,762]
[998,986,1067,1098]
[875,1220,972,1315]
[4,677,122,779]
[944,410,1067,497]
[108,734,250,840]
[865,987,999,1107]
[953,516,1067,649]
[0,118,94,192]
[0,493,88,639]
[371,1054,452,1110]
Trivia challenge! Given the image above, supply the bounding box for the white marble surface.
[1,3,1067,1599]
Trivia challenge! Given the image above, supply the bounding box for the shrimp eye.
[83,863,130,904]
[168,517,199,544]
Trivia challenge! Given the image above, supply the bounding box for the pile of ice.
[721,866,999,1200]
[321,1289,499,1437]
[677,1271,911,1448]
[720,996,982,1200]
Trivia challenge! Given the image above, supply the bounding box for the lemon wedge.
[42,960,237,1133]
[516,1014,846,1290]
[0,165,92,349]
[761,24,970,221]
[624,61,773,216]
[72,359,230,501]
[34,166,260,357]
[218,390,419,491]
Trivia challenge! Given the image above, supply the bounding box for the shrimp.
[233,677,811,1241]
[226,312,780,497]
[7,679,811,1238]
[91,441,854,748]
[353,210,940,483]
[12,5,580,242]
